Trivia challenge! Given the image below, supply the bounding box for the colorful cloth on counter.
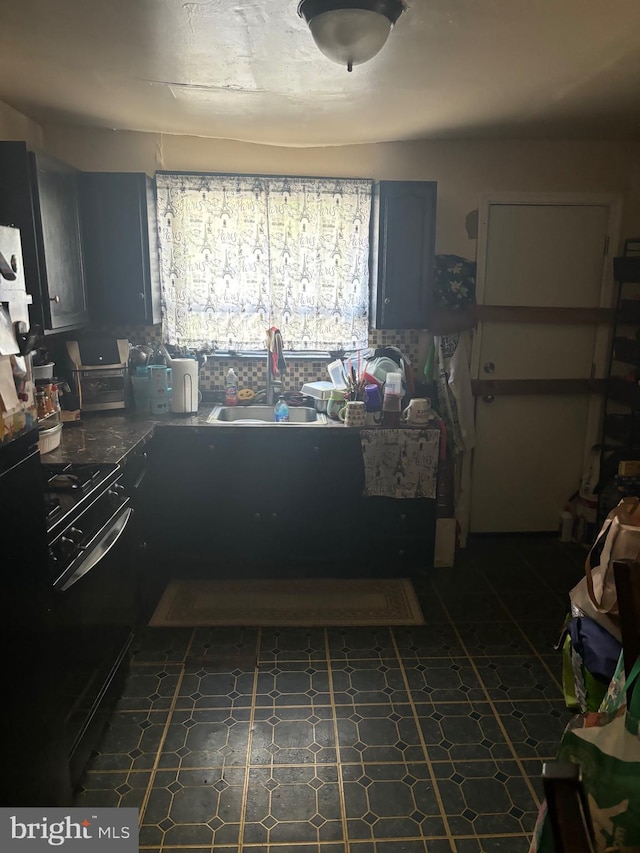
[360,428,440,499]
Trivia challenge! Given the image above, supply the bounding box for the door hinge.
[603,235,610,256]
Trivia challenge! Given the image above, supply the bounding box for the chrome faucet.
[265,350,282,405]
[265,328,286,405]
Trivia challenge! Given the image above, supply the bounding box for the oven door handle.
[57,503,134,593]
[131,466,147,491]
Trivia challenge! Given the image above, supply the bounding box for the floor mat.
[148,577,425,627]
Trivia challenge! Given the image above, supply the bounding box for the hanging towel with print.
[434,330,476,456]
[266,327,287,377]
[360,428,440,499]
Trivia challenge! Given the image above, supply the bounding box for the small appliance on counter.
[66,338,129,412]
[170,358,199,413]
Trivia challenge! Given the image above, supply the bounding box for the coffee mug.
[402,397,432,425]
[343,400,366,427]
[327,390,347,421]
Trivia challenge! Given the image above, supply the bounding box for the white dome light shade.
[298,1,406,71]
[309,9,392,67]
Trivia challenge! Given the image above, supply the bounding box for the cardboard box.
[618,460,640,476]
[434,518,457,568]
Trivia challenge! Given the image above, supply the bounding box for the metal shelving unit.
[598,240,640,523]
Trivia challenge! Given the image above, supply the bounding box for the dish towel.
[361,428,440,499]
[266,327,287,378]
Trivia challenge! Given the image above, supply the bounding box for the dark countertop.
[42,409,218,465]
[42,405,342,465]
[43,405,440,466]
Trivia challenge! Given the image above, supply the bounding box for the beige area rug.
[148,578,424,628]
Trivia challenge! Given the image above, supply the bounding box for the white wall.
[42,124,640,256]
[1,99,638,254]
[0,101,44,151]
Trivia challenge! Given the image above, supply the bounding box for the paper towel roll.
[170,359,199,413]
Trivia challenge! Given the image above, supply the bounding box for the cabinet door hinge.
[603,235,610,256]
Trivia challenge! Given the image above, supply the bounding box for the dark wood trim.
[476,305,614,324]
[608,376,640,408]
[613,560,640,701]
[614,256,640,284]
[472,378,606,396]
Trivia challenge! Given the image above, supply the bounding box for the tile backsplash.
[91,324,424,392]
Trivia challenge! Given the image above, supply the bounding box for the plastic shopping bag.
[570,497,640,641]
[530,656,640,852]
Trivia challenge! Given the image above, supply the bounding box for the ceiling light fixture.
[298,0,406,72]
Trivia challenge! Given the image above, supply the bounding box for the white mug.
[343,400,366,427]
[402,397,432,425]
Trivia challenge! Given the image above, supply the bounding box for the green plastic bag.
[562,631,609,713]
[530,655,640,852]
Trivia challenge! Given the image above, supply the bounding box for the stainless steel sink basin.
[208,404,326,424]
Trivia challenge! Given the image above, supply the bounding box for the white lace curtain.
[156,173,372,351]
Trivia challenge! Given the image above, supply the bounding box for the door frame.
[471,191,622,487]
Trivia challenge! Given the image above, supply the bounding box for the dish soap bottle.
[225,367,238,406]
[274,395,289,422]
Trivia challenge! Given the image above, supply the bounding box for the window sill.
[209,350,333,361]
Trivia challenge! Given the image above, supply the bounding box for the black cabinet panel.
[359,496,437,569]
[1,438,72,805]
[0,141,88,333]
[32,153,88,330]
[144,428,435,579]
[80,172,161,325]
[373,181,437,330]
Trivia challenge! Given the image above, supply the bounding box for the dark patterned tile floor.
[75,535,585,852]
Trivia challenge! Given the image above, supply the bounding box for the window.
[156,173,373,352]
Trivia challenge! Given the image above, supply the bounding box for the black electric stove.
[42,462,121,544]
[40,460,137,789]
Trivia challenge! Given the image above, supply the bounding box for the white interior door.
[470,197,620,532]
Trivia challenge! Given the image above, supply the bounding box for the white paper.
[0,304,19,355]
[0,355,20,412]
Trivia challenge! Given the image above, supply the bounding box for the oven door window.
[79,370,125,405]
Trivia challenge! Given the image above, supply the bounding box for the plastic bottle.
[274,395,290,422]
[225,367,238,406]
[559,510,574,543]
[382,371,402,427]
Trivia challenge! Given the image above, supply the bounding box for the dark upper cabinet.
[371,180,437,329]
[0,141,88,333]
[79,172,161,325]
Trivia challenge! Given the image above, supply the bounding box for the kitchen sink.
[208,404,326,424]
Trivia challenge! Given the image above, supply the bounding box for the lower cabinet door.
[144,429,436,578]
[360,497,437,571]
